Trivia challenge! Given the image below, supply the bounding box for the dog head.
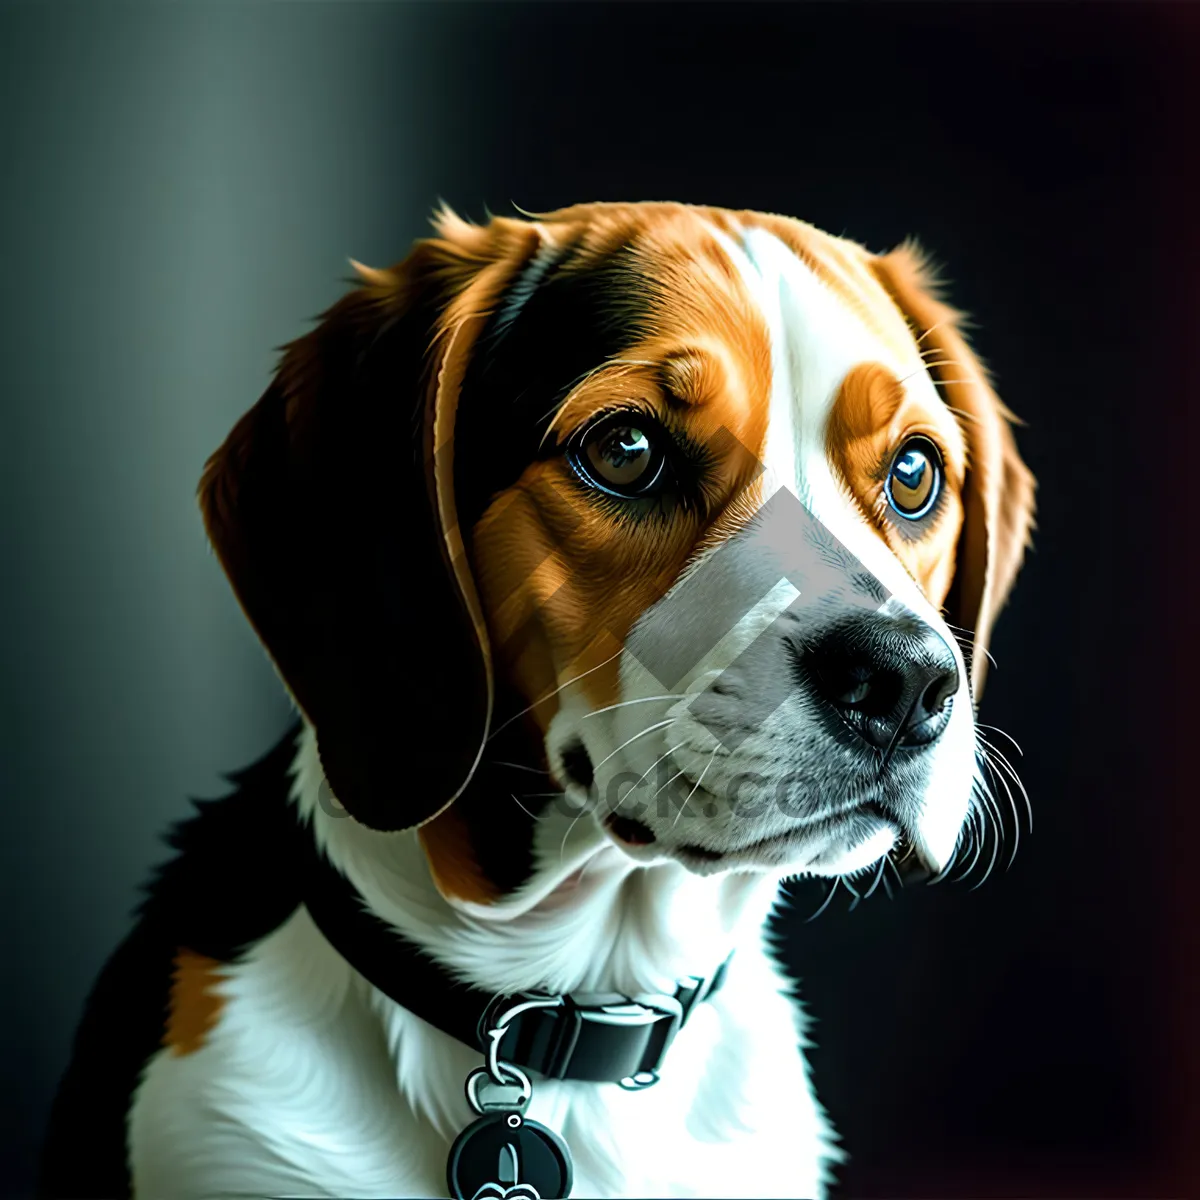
[200,202,1034,903]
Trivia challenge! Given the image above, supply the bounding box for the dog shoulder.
[38,725,307,1199]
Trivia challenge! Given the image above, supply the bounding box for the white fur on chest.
[130,908,837,1199]
[128,730,841,1198]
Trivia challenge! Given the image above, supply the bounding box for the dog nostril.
[920,668,958,718]
[813,659,900,718]
[803,616,958,750]
[607,815,656,846]
[559,739,594,790]
[837,679,871,706]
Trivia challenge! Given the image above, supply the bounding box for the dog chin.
[603,804,905,879]
[801,821,899,877]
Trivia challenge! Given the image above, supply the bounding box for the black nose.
[803,615,960,752]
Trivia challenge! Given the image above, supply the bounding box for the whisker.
[490,760,551,775]
[929,819,969,885]
[885,854,910,889]
[487,646,626,742]
[510,793,544,820]
[863,855,888,900]
[582,694,683,719]
[977,734,1033,834]
[653,767,686,801]
[941,621,976,638]
[670,747,719,831]
[976,722,1025,759]
[558,806,590,865]
[805,878,842,923]
[944,404,983,426]
[593,718,675,774]
[975,771,1005,843]
[970,789,1002,891]
[953,793,987,883]
[612,741,686,817]
[980,745,1020,870]
[897,358,962,387]
[914,320,949,348]
[941,622,998,672]
[919,350,966,376]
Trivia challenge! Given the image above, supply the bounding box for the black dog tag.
[446,1111,573,1200]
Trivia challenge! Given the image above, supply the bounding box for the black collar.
[303,838,731,1087]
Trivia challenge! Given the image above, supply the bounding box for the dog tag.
[446,1111,573,1200]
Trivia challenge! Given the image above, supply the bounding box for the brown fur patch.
[867,242,1036,689]
[826,361,967,606]
[164,949,226,1056]
[445,205,1030,897]
[202,202,1030,902]
[418,806,503,905]
[468,208,776,725]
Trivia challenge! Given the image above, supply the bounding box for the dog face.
[200,202,1034,902]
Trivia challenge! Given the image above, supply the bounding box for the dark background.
[2,2,1197,1197]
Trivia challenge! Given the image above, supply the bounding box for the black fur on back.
[37,722,306,1199]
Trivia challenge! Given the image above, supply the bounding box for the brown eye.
[574,417,666,496]
[885,437,942,520]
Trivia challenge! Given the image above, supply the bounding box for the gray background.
[1,3,428,1187]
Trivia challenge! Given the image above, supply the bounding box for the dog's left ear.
[199,211,548,830]
[870,242,1037,696]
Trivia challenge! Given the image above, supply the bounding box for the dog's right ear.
[198,211,547,831]
[869,240,1036,697]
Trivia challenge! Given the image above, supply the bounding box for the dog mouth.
[604,803,936,881]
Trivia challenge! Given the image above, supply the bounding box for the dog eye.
[885,437,942,520]
[572,415,667,497]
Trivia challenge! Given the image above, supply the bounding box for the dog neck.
[289,723,780,999]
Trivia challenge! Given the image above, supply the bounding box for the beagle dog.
[41,202,1034,1200]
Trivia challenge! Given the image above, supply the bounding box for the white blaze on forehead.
[705,222,939,619]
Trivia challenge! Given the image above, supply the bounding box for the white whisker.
[612,741,686,817]
[653,767,686,802]
[970,781,1002,892]
[976,722,1025,759]
[487,646,625,743]
[509,793,543,820]
[914,320,949,348]
[977,734,1033,834]
[953,789,987,883]
[558,805,590,866]
[670,748,719,831]
[805,878,842,923]
[980,745,1020,870]
[862,856,888,901]
[592,718,675,774]
[490,760,551,775]
[582,694,683,719]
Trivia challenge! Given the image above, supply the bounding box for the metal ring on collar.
[483,994,564,1084]
[465,1063,533,1115]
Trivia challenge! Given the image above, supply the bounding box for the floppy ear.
[870,242,1036,696]
[199,211,547,830]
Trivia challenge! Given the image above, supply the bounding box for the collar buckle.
[477,959,732,1087]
